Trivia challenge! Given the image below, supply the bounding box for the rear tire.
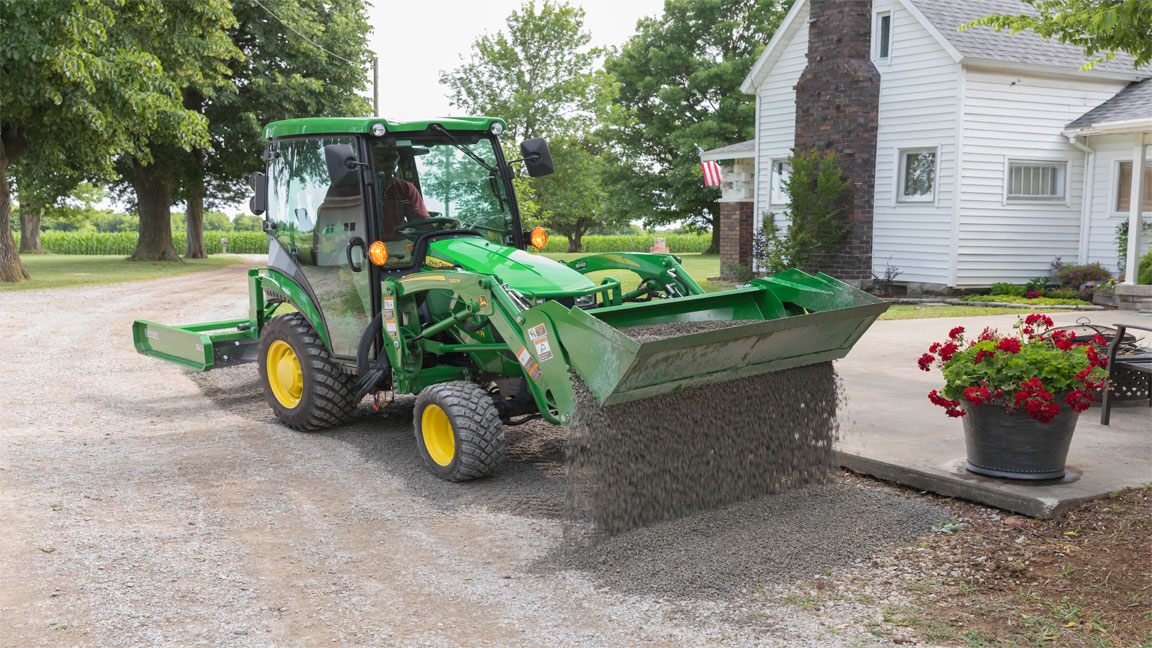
[414,381,504,481]
[258,313,358,431]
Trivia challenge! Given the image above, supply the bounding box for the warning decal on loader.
[383,297,398,336]
[526,324,554,362]
[515,346,543,382]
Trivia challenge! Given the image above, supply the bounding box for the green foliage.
[1115,219,1152,273]
[539,233,709,253]
[602,0,787,239]
[439,0,601,142]
[531,137,628,250]
[940,336,1104,403]
[1139,251,1152,284]
[754,150,851,274]
[962,0,1152,69]
[989,282,1027,297]
[964,295,1090,306]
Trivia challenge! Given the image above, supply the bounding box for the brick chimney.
[793,0,880,281]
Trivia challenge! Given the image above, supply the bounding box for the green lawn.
[880,304,1038,320]
[542,252,737,291]
[0,254,244,292]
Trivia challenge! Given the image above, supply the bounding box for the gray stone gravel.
[623,319,765,342]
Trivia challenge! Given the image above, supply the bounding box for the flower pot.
[961,402,1078,480]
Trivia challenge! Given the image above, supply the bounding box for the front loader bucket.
[547,270,888,406]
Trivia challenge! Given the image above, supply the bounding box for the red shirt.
[381,176,429,239]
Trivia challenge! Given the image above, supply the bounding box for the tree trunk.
[130,161,181,261]
[185,181,206,258]
[18,203,43,254]
[566,232,583,253]
[0,129,30,282]
[706,211,720,255]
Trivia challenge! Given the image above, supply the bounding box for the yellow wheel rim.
[266,340,303,409]
[421,404,455,467]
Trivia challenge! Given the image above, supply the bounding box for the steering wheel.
[393,217,462,240]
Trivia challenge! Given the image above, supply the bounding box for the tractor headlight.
[371,123,387,137]
[490,122,504,136]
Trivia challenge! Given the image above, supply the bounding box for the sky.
[365,0,666,120]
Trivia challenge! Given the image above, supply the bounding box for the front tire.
[257,313,358,431]
[414,382,504,481]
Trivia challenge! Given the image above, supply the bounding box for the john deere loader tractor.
[134,116,887,481]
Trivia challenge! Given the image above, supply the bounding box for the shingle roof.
[911,0,1146,76]
[701,140,755,160]
[1067,78,1152,130]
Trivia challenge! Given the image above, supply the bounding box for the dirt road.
[0,262,947,647]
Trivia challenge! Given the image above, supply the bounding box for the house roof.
[743,0,1147,93]
[1066,78,1152,132]
[700,140,756,161]
[911,0,1147,79]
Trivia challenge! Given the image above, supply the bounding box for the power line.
[249,0,359,66]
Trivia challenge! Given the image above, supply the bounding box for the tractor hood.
[425,236,595,294]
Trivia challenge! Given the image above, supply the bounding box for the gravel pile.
[623,319,764,343]
[549,483,948,598]
[565,362,842,535]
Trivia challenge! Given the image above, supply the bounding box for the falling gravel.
[566,360,842,536]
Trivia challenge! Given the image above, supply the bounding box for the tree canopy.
[963,0,1152,69]
[0,0,213,280]
[603,0,786,252]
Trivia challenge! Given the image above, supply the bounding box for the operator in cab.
[373,145,429,240]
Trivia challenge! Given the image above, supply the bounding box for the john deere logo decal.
[425,256,454,269]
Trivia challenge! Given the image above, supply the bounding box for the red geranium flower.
[1050,330,1075,351]
[964,386,991,405]
[938,341,960,361]
[928,342,941,353]
[948,326,965,340]
[977,327,996,342]
[1024,314,1055,329]
[1064,389,1094,413]
[918,353,935,371]
[1091,335,1109,347]
[973,349,996,364]
[996,338,1022,354]
[1025,290,1042,299]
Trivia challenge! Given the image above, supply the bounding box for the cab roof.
[262,116,506,139]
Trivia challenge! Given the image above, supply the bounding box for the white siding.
[1082,133,1152,274]
[871,0,960,285]
[954,68,1127,286]
[754,6,808,233]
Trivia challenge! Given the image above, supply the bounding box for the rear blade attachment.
[550,269,889,406]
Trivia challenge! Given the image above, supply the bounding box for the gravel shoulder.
[1,262,954,647]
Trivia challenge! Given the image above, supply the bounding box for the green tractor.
[134,116,887,481]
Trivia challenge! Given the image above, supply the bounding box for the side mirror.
[519,138,554,178]
[248,171,268,215]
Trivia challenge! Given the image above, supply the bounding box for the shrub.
[753,150,851,274]
[989,282,1026,297]
[1051,259,1110,287]
[1139,251,1152,285]
[964,294,1088,306]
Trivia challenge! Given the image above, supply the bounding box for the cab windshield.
[370,134,515,266]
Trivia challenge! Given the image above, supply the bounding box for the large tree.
[604,0,786,254]
[964,0,1152,69]
[440,0,619,248]
[120,1,239,261]
[439,0,601,141]
[178,0,373,258]
[0,0,209,281]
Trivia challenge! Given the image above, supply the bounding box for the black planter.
[962,402,1079,480]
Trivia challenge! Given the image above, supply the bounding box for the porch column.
[1124,135,1149,284]
[718,160,755,277]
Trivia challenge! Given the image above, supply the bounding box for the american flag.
[696,145,722,187]
[700,159,722,187]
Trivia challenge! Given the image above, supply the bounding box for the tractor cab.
[251,117,558,362]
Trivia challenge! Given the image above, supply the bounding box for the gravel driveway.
[0,261,949,647]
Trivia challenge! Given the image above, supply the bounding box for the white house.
[708,0,1151,289]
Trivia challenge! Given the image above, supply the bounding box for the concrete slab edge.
[834,452,1099,519]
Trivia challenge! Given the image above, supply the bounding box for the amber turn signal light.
[368,241,388,266]
[529,226,548,250]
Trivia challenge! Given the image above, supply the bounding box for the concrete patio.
[836,309,1152,518]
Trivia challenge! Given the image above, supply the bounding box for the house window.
[898,148,936,202]
[875,12,892,60]
[1007,160,1066,201]
[1116,161,1152,212]
[769,159,791,205]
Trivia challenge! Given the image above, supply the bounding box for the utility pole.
[372,54,379,115]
